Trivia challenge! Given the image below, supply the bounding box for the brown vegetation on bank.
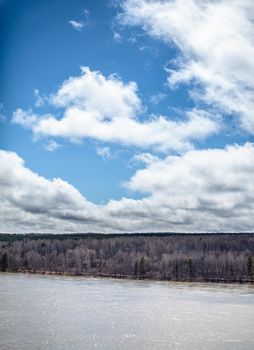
[0,233,253,283]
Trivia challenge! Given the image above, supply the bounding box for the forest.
[0,233,253,282]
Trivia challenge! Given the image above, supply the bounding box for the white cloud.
[150,92,167,105]
[108,142,254,232]
[34,89,45,108]
[12,108,40,128]
[12,67,219,152]
[0,149,108,232]
[133,152,159,165]
[1,144,254,232]
[96,146,112,159]
[69,20,84,31]
[112,27,123,42]
[128,143,254,195]
[82,9,91,25]
[44,140,61,152]
[119,0,254,134]
[50,67,142,119]
[69,9,90,32]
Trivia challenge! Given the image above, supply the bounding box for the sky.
[0,0,254,233]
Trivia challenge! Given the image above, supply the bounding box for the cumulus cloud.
[0,149,109,232]
[12,108,40,129]
[108,143,254,232]
[12,67,219,152]
[4,1,254,234]
[50,67,142,118]
[1,145,254,232]
[119,0,254,133]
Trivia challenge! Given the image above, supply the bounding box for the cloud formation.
[120,0,254,133]
[4,1,254,234]
[109,143,254,232]
[34,89,45,108]
[69,20,84,31]
[44,140,61,152]
[69,9,90,31]
[1,144,254,233]
[96,146,112,160]
[0,149,108,232]
[12,67,219,152]
[0,103,6,121]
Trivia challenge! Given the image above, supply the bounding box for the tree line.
[0,233,253,282]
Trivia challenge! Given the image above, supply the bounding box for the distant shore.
[1,270,253,284]
[1,233,253,283]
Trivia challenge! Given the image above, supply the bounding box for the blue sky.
[0,0,187,202]
[1,0,254,233]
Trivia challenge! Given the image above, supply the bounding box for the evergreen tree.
[247,256,252,280]
[1,253,8,272]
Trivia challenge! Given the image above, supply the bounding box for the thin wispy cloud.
[0,102,6,121]
[150,93,167,106]
[34,89,45,108]
[69,20,84,31]
[69,8,90,31]
[113,30,122,42]
[44,140,61,152]
[96,146,112,160]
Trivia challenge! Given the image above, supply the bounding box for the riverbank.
[2,270,253,284]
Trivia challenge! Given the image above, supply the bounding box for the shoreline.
[2,270,253,285]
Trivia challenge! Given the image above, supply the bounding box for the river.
[0,273,253,350]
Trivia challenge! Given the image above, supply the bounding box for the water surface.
[0,273,253,350]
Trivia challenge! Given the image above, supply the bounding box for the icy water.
[0,273,253,350]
